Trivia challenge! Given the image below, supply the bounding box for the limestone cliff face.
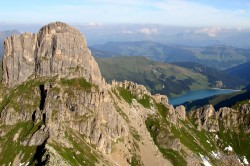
[2,33,37,86]
[1,22,127,154]
[2,22,103,87]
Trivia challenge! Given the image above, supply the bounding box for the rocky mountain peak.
[2,22,103,87]
[37,22,82,37]
[1,22,250,166]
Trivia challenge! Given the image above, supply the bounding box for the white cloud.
[139,28,158,35]
[87,22,103,27]
[195,27,222,37]
[237,26,243,31]
[121,30,134,34]
[1,0,250,27]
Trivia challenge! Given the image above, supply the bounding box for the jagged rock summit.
[2,22,103,87]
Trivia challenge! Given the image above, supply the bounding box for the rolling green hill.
[96,56,209,97]
[92,41,250,69]
[96,56,247,97]
[173,62,248,89]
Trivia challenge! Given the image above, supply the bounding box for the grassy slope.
[0,72,249,166]
[146,99,250,166]
[0,77,102,165]
[96,56,209,97]
[173,62,248,89]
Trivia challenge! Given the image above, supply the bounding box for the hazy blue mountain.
[92,41,195,61]
[92,41,250,69]
[1,23,250,48]
[172,62,248,89]
[227,62,250,82]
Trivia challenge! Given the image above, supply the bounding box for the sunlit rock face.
[2,22,103,87]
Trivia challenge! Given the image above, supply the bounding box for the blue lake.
[169,89,240,106]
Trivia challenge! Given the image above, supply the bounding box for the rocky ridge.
[0,22,173,165]
[193,104,250,133]
[0,22,249,166]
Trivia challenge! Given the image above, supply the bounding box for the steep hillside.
[0,22,249,166]
[227,62,250,82]
[96,56,246,97]
[92,41,250,69]
[173,62,248,89]
[96,56,210,97]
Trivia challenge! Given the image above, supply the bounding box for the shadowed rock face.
[2,22,103,87]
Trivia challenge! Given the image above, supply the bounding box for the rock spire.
[2,22,103,87]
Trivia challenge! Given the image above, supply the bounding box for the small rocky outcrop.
[2,22,103,87]
[152,94,169,106]
[175,105,186,120]
[111,80,150,100]
[167,105,186,124]
[217,104,250,133]
[193,104,250,133]
[194,105,219,132]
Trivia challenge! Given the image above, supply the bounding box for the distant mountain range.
[0,28,250,70]
[172,62,248,89]
[95,56,247,97]
[91,41,250,69]
[1,23,250,48]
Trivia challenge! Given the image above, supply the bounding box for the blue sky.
[1,0,250,27]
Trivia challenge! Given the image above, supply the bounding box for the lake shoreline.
[210,88,241,91]
[169,88,240,106]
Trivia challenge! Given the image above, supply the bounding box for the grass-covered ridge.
[144,99,245,166]
[0,78,46,113]
[49,129,100,166]
[145,116,187,166]
[60,77,96,91]
[0,121,44,165]
[117,87,151,108]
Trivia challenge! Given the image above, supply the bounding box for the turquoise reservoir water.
[169,89,239,106]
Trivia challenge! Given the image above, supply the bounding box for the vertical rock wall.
[2,33,36,85]
[2,22,103,87]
